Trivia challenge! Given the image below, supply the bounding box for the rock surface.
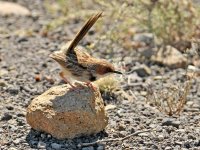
[151,45,187,68]
[26,84,108,139]
[0,2,30,16]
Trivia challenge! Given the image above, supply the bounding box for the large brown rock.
[26,84,108,139]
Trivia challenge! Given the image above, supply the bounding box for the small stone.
[149,124,156,128]
[105,104,116,111]
[0,128,3,133]
[7,86,19,94]
[0,80,7,87]
[17,112,25,117]
[158,134,164,140]
[0,69,8,76]
[176,129,185,132]
[30,140,38,146]
[118,124,126,131]
[184,141,191,149]
[6,105,14,110]
[13,139,20,144]
[187,101,194,106]
[117,109,125,117]
[82,146,94,150]
[40,134,46,139]
[0,2,30,16]
[134,33,154,45]
[1,112,12,121]
[141,48,155,58]
[162,118,181,128]
[51,143,61,150]
[97,145,104,150]
[151,45,187,68]
[138,133,149,137]
[124,56,133,64]
[112,133,119,138]
[8,147,17,150]
[134,65,151,77]
[165,146,172,150]
[119,131,127,137]
[17,36,28,43]
[37,141,46,149]
[175,141,183,145]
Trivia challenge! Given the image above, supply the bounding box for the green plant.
[94,75,119,93]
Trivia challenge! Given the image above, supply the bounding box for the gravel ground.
[0,0,200,150]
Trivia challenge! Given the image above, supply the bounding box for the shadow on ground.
[26,128,107,149]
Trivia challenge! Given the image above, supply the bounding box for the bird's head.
[49,51,66,67]
[95,61,122,79]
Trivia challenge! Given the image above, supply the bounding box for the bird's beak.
[112,71,123,74]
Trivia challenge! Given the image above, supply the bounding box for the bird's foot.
[84,82,97,91]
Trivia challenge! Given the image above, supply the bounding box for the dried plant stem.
[78,129,152,148]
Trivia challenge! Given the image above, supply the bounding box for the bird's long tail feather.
[66,12,102,55]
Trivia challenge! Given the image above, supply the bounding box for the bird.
[49,12,122,90]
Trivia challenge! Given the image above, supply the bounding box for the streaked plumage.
[50,12,122,88]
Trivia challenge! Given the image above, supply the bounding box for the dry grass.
[146,76,192,116]
[44,0,200,50]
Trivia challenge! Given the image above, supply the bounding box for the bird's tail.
[66,12,102,55]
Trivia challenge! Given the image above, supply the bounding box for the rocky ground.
[0,0,200,150]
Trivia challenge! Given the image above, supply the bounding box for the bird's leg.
[59,72,85,91]
[59,72,76,88]
[85,82,97,91]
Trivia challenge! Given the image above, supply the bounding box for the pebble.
[7,86,19,94]
[0,69,8,76]
[165,146,172,150]
[47,134,52,138]
[105,104,116,111]
[133,33,154,45]
[13,139,20,144]
[37,141,46,149]
[30,140,38,146]
[1,112,12,121]
[134,65,151,77]
[51,143,61,150]
[8,147,17,150]
[118,123,126,131]
[162,118,181,128]
[97,145,104,150]
[0,80,7,86]
[40,134,46,139]
[175,141,182,145]
[119,131,127,137]
[6,105,14,110]
[117,109,125,117]
[158,134,164,140]
[82,146,94,150]
[176,129,185,133]
[17,36,28,43]
[138,133,149,137]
